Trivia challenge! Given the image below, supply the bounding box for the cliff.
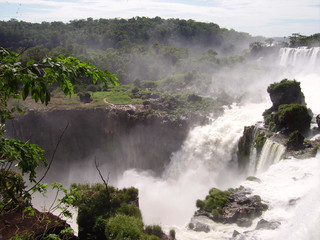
[5,107,200,181]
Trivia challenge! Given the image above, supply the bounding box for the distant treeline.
[0,17,262,54]
[1,17,318,87]
[0,17,265,85]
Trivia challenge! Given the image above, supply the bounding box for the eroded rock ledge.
[193,187,268,228]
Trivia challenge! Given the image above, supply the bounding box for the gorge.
[4,46,320,240]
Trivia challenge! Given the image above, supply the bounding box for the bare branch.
[94,158,110,190]
[27,122,69,193]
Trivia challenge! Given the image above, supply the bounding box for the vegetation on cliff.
[72,183,174,240]
[263,79,311,135]
[0,47,117,239]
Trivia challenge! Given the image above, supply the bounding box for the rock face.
[194,187,268,227]
[255,219,281,230]
[286,130,305,150]
[237,125,255,171]
[263,79,311,134]
[6,108,191,179]
[0,205,77,240]
[317,115,320,128]
[188,221,210,233]
[266,79,306,112]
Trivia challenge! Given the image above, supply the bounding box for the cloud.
[0,0,319,37]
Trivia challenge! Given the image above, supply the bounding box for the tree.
[0,46,118,216]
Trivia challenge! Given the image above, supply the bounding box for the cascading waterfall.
[255,139,286,174]
[117,102,268,226]
[279,47,320,71]
[116,46,320,240]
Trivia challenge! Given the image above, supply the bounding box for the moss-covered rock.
[275,104,311,133]
[286,130,305,150]
[194,187,268,227]
[267,79,306,111]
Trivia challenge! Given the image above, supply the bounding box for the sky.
[0,0,319,37]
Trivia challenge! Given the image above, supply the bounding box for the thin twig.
[94,158,110,190]
[27,122,69,192]
[48,189,60,213]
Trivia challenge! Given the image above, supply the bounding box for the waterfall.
[279,47,320,71]
[255,138,286,174]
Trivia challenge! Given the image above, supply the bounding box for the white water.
[279,47,320,72]
[117,102,268,226]
[116,47,320,239]
[255,139,286,174]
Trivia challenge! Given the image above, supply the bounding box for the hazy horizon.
[0,0,319,38]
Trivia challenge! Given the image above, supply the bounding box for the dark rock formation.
[317,114,320,128]
[5,108,191,181]
[0,205,77,240]
[246,176,262,183]
[194,187,268,227]
[266,79,306,112]
[255,219,281,230]
[286,130,305,150]
[237,125,255,171]
[188,221,210,233]
[231,230,246,240]
[275,104,312,134]
[78,92,92,103]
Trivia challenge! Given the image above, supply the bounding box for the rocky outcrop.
[286,130,305,150]
[0,205,77,240]
[255,219,281,230]
[317,115,320,128]
[188,221,210,233]
[263,79,311,134]
[237,126,255,171]
[6,108,192,179]
[266,79,306,112]
[194,187,268,227]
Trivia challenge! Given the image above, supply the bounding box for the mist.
[114,46,320,230]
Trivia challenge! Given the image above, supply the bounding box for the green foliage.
[0,47,118,123]
[105,215,144,240]
[275,104,311,133]
[196,188,230,216]
[169,229,176,239]
[72,183,141,239]
[267,79,301,96]
[254,132,267,153]
[0,47,117,238]
[289,33,320,47]
[145,225,164,238]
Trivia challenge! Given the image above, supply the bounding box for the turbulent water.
[116,47,320,239]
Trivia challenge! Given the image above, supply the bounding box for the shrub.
[169,229,176,239]
[197,188,230,213]
[105,215,144,240]
[145,225,163,238]
[196,199,205,209]
[275,104,311,133]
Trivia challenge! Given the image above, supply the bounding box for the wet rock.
[286,130,305,150]
[267,79,306,111]
[255,219,281,230]
[316,115,320,128]
[195,187,268,228]
[188,221,210,233]
[232,230,247,240]
[237,125,255,171]
[246,176,262,183]
[288,198,300,206]
[236,218,253,227]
